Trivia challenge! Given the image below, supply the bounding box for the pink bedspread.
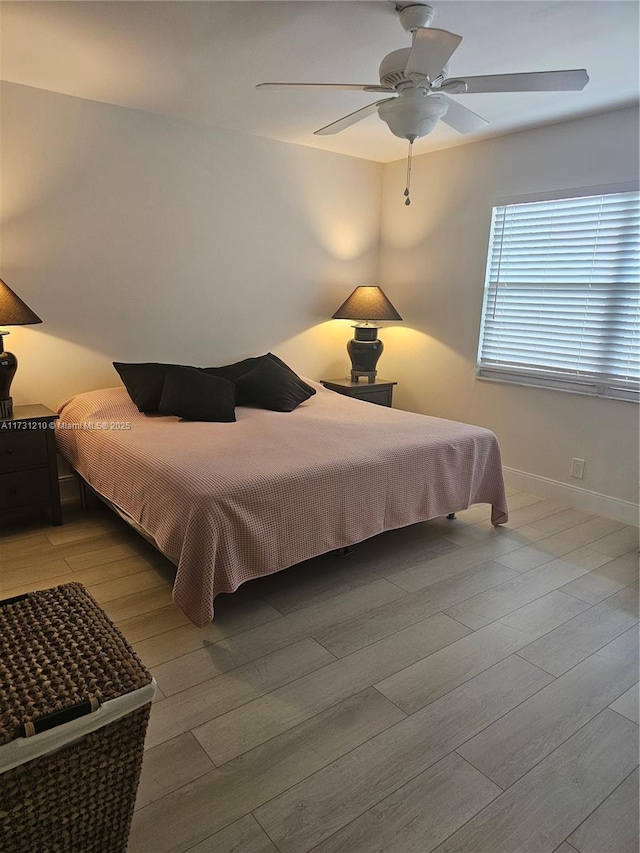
[56,384,508,627]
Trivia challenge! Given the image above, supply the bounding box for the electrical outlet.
[570,458,585,479]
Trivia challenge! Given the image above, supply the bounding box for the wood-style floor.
[1,489,638,853]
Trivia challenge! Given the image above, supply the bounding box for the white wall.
[0,82,382,408]
[379,106,639,512]
[2,82,637,516]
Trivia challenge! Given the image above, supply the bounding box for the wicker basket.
[0,582,155,853]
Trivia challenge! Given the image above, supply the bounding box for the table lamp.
[332,286,402,383]
[0,278,42,419]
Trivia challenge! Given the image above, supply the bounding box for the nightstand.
[0,405,62,526]
[321,378,397,407]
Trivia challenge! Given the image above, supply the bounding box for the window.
[476,185,639,402]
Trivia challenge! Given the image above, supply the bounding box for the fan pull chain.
[404,140,413,206]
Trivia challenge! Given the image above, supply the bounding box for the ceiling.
[1,1,638,163]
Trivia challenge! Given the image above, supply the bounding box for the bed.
[56,381,508,627]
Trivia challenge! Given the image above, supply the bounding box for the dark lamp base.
[0,346,18,419]
[350,370,377,383]
[0,397,13,419]
[346,327,384,384]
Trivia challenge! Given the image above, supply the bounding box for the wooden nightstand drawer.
[0,468,51,509]
[0,429,49,473]
[353,388,392,406]
[320,378,397,408]
[0,405,62,525]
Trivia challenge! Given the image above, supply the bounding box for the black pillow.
[201,356,262,381]
[202,353,314,405]
[234,357,316,412]
[265,353,315,395]
[159,366,236,422]
[113,362,186,413]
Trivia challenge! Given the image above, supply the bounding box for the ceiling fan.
[257,2,589,147]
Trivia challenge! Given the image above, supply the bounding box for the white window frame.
[476,182,640,403]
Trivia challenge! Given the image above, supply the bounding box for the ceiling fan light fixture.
[378,91,448,140]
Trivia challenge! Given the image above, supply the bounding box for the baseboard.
[503,467,639,526]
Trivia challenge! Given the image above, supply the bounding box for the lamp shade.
[0,279,42,419]
[332,286,402,322]
[0,279,42,326]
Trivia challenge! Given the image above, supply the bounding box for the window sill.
[475,369,639,404]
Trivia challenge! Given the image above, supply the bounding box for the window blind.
[476,189,640,402]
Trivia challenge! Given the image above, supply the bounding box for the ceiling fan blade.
[314,98,396,136]
[256,83,393,93]
[440,95,489,134]
[443,69,589,94]
[404,28,462,80]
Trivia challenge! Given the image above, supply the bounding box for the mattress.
[56,382,508,627]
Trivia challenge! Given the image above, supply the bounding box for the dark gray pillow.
[113,362,185,413]
[159,366,236,422]
[201,356,263,404]
[234,357,315,412]
[202,353,314,406]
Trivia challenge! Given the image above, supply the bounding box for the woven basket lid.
[0,583,152,746]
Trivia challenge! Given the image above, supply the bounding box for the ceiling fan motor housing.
[379,48,449,89]
[378,90,448,140]
[379,48,413,88]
